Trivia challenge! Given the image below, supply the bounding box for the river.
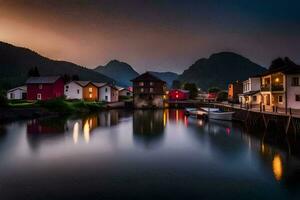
[0,109,300,199]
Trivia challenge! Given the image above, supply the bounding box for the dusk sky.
[1,0,300,73]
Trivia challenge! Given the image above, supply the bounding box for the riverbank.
[0,99,111,122]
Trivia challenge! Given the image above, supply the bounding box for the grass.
[7,98,106,113]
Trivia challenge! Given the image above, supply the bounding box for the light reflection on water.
[0,109,300,200]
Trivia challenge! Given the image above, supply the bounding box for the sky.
[0,0,300,73]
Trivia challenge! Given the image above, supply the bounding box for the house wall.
[286,74,300,109]
[27,78,64,100]
[168,90,189,100]
[99,85,111,102]
[83,83,98,101]
[64,82,83,99]
[111,88,119,102]
[133,94,164,108]
[7,89,26,100]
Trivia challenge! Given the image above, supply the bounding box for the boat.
[185,108,207,118]
[200,107,234,121]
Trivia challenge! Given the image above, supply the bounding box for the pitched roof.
[73,81,91,87]
[26,76,61,84]
[130,72,165,83]
[92,82,107,88]
[260,63,300,76]
[8,85,27,92]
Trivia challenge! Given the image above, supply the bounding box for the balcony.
[261,84,284,92]
[271,84,284,92]
[261,84,271,91]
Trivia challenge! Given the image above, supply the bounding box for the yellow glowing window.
[89,94,92,98]
[89,87,93,92]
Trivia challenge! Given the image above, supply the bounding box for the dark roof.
[26,76,61,84]
[131,72,166,83]
[239,90,260,96]
[169,89,189,93]
[73,81,91,87]
[260,64,300,76]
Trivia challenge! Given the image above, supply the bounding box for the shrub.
[36,98,74,113]
[0,90,8,107]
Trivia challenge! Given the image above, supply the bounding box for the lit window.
[141,88,144,93]
[37,93,42,100]
[150,88,154,93]
[89,87,93,92]
[139,82,144,86]
[150,82,154,86]
[89,93,92,98]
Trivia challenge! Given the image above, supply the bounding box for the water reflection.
[133,110,165,148]
[0,109,300,199]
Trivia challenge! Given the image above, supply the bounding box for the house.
[260,62,300,111]
[119,88,133,97]
[168,89,189,101]
[94,83,119,102]
[228,81,243,103]
[131,72,167,108]
[26,76,64,100]
[82,82,99,101]
[7,85,27,100]
[239,76,261,107]
[64,81,89,100]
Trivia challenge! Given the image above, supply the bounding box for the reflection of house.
[7,85,27,100]
[260,63,300,111]
[26,76,64,100]
[27,118,65,134]
[168,89,189,101]
[239,76,261,106]
[133,110,165,147]
[131,72,166,108]
[228,81,243,103]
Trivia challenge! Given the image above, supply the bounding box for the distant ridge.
[94,60,139,87]
[148,71,178,87]
[178,52,267,90]
[0,41,114,89]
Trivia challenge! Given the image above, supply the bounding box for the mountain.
[94,60,139,87]
[178,52,267,90]
[148,71,178,87]
[0,41,114,89]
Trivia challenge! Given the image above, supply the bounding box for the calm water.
[0,109,300,200]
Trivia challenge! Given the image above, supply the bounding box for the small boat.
[185,108,207,118]
[200,107,234,121]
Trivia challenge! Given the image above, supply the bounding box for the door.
[265,94,270,105]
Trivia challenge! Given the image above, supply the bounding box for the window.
[105,87,108,92]
[37,93,42,100]
[10,93,14,99]
[278,95,283,103]
[105,96,108,100]
[126,92,130,96]
[89,93,92,98]
[140,88,144,93]
[66,85,69,89]
[139,82,144,86]
[296,95,300,101]
[292,77,299,86]
[38,84,43,89]
[150,88,154,93]
[150,82,154,86]
[252,96,257,102]
[77,89,80,94]
[89,87,93,92]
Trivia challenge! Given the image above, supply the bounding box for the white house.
[7,86,27,100]
[260,63,300,111]
[118,88,133,97]
[239,76,261,106]
[64,81,89,100]
[93,83,119,102]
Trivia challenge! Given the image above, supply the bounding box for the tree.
[269,58,285,70]
[183,83,198,99]
[0,89,8,107]
[72,74,79,81]
[27,67,40,77]
[208,87,221,93]
[217,91,228,102]
[172,80,181,89]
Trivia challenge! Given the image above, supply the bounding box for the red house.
[26,76,64,101]
[168,89,190,101]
